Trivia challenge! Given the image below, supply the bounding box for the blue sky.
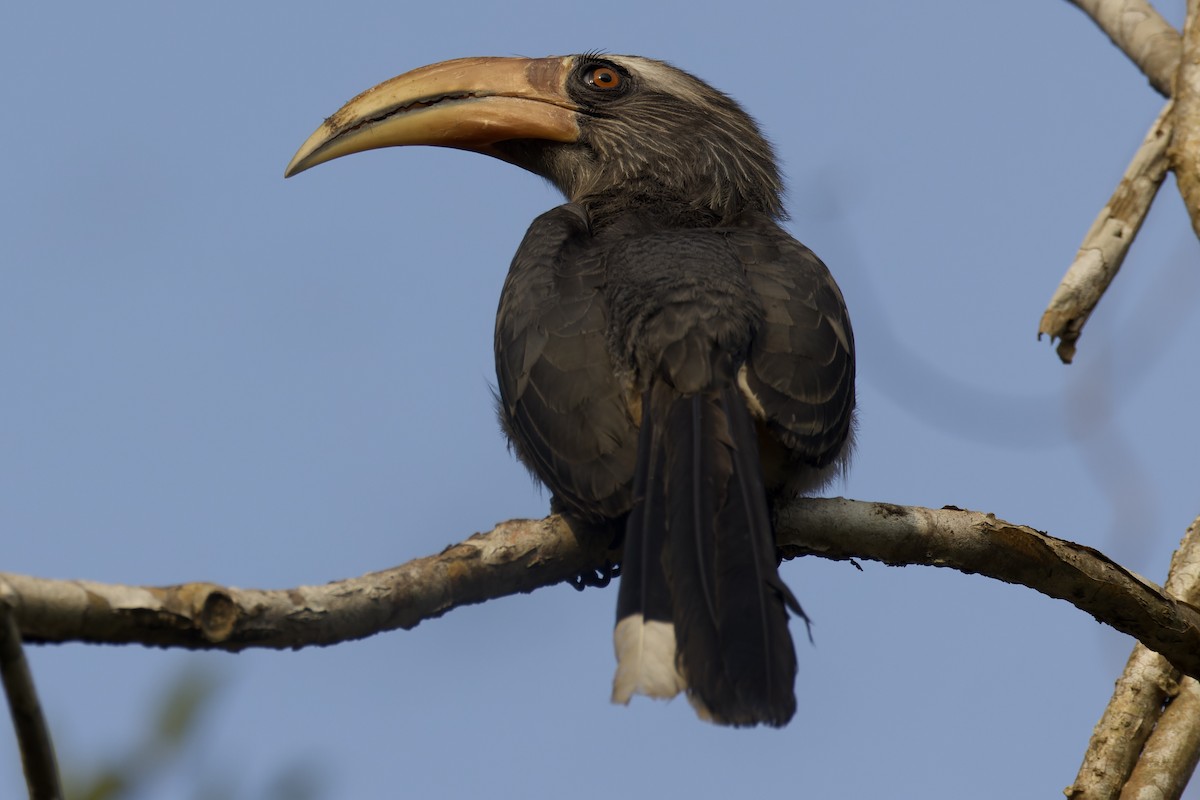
[3,1,1199,797]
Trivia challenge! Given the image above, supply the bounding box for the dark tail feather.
[662,385,799,727]
[612,391,686,703]
[720,387,809,630]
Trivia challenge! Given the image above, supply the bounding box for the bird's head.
[285,54,784,220]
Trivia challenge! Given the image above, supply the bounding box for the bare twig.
[1038,101,1174,363]
[0,580,62,800]
[1169,0,1200,239]
[1064,0,1182,95]
[1043,2,1183,363]
[5,500,1200,688]
[1068,515,1200,800]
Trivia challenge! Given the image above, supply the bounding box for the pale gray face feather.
[497,55,786,220]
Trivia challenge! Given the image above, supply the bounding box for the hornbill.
[285,55,856,727]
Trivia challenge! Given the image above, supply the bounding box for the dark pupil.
[595,70,614,85]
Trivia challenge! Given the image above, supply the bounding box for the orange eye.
[588,66,622,90]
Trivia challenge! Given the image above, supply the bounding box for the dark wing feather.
[495,205,639,520]
[729,227,856,489]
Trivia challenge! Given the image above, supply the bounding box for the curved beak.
[284,56,581,178]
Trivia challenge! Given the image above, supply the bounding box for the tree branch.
[6,499,1200,689]
[2,515,612,651]
[1041,2,1183,362]
[1169,0,1200,239]
[1068,514,1200,799]
[1038,100,1174,363]
[776,500,1200,679]
[1061,3,1200,794]
[0,579,63,800]
[1069,643,1180,799]
[1056,7,1200,787]
[1121,678,1200,800]
[1064,0,1182,95]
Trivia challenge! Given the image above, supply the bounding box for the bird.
[285,54,856,727]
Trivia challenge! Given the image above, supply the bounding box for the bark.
[1169,0,1200,239]
[6,500,1200,689]
[2,516,610,651]
[0,581,62,800]
[1044,1,1182,363]
[1119,678,1200,800]
[1064,0,1181,95]
[1038,101,1173,363]
[1069,515,1200,799]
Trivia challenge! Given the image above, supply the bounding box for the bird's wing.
[494,204,639,521]
[729,227,856,489]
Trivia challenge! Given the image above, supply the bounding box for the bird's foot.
[568,561,621,591]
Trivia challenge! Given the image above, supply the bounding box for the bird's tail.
[613,382,804,727]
